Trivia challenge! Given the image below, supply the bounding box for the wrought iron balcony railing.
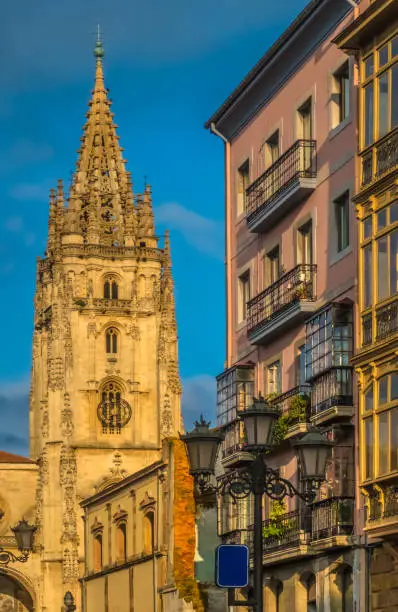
[261,510,302,551]
[361,297,398,348]
[310,367,353,417]
[361,127,398,188]
[376,298,398,341]
[247,264,317,337]
[311,497,354,540]
[367,486,398,523]
[362,312,373,346]
[245,139,317,224]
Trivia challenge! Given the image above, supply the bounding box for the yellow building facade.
[0,41,199,612]
[335,1,398,609]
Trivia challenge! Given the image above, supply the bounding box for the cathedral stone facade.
[0,41,198,612]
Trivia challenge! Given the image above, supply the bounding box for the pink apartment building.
[206,0,366,610]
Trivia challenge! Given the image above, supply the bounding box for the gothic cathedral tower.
[30,40,182,609]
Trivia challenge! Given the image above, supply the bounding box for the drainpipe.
[153,471,160,612]
[209,122,232,368]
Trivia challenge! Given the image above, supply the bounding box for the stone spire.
[137,183,155,239]
[161,230,176,324]
[64,39,134,246]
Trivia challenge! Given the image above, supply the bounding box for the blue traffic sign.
[215,544,249,588]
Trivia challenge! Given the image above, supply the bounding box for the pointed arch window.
[98,381,132,434]
[104,280,118,299]
[106,328,118,354]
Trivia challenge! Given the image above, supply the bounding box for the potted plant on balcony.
[288,393,310,425]
[262,500,295,547]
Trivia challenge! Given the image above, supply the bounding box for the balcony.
[366,485,398,539]
[360,127,398,190]
[216,364,255,428]
[245,140,317,232]
[271,385,312,439]
[361,296,398,350]
[247,264,317,344]
[310,367,354,426]
[311,497,354,551]
[221,421,254,468]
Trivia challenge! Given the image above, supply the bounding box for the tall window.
[116,523,127,562]
[104,279,118,299]
[363,385,374,480]
[93,534,103,572]
[377,227,398,301]
[106,328,118,354]
[298,98,313,140]
[237,160,250,216]
[362,244,372,309]
[143,512,155,555]
[265,130,280,166]
[238,270,250,323]
[335,191,350,253]
[376,373,398,475]
[332,62,350,128]
[265,246,280,287]
[296,344,307,387]
[265,360,281,396]
[361,34,398,147]
[297,220,313,265]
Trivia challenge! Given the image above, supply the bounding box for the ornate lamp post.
[0,519,36,566]
[181,399,332,612]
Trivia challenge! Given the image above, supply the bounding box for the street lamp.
[181,401,332,612]
[0,519,36,566]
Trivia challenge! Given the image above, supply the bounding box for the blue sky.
[0,0,308,455]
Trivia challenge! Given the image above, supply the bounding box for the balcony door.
[297,98,313,170]
[298,221,313,266]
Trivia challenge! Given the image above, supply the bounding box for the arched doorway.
[0,573,34,611]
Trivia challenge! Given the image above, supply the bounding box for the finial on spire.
[94,24,104,59]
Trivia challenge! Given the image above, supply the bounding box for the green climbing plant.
[262,500,287,540]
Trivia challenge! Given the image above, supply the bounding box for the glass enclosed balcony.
[216,364,255,427]
[247,264,317,344]
[305,302,354,425]
[245,139,317,232]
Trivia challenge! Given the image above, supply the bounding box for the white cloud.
[9,182,51,202]
[0,374,30,399]
[4,216,24,232]
[182,374,217,430]
[155,202,223,260]
[4,216,37,249]
[0,140,54,172]
[0,374,30,455]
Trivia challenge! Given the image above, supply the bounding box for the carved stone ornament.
[94,451,128,492]
[63,545,79,583]
[61,393,74,438]
[60,445,77,486]
[160,394,173,437]
[41,400,49,438]
[139,491,156,511]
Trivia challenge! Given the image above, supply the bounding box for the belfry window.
[97,381,132,434]
[104,280,118,299]
[106,328,118,354]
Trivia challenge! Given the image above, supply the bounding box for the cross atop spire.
[94,24,104,59]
